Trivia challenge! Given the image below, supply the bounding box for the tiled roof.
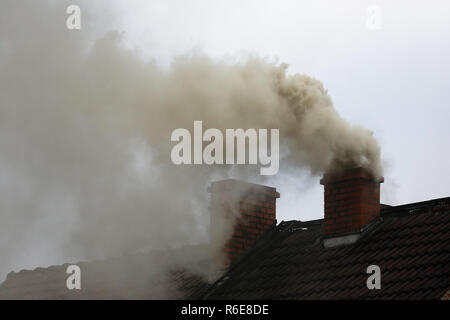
[0,247,212,300]
[202,198,450,299]
[1,198,449,300]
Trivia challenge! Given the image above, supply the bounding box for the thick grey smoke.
[0,0,382,287]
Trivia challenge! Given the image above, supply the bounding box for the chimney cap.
[320,167,384,185]
[208,179,280,198]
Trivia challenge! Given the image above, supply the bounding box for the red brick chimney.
[208,179,279,267]
[320,167,384,237]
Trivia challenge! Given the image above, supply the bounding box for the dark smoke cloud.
[0,0,381,284]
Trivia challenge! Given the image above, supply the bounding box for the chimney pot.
[321,167,383,237]
[209,179,279,268]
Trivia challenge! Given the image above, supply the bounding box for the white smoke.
[0,0,382,289]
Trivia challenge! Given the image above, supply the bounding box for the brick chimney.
[320,167,384,238]
[208,179,280,267]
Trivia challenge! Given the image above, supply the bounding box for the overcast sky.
[105,0,450,221]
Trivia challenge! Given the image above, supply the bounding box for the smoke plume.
[0,0,381,288]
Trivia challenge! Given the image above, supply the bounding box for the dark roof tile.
[203,198,450,300]
[2,197,449,300]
